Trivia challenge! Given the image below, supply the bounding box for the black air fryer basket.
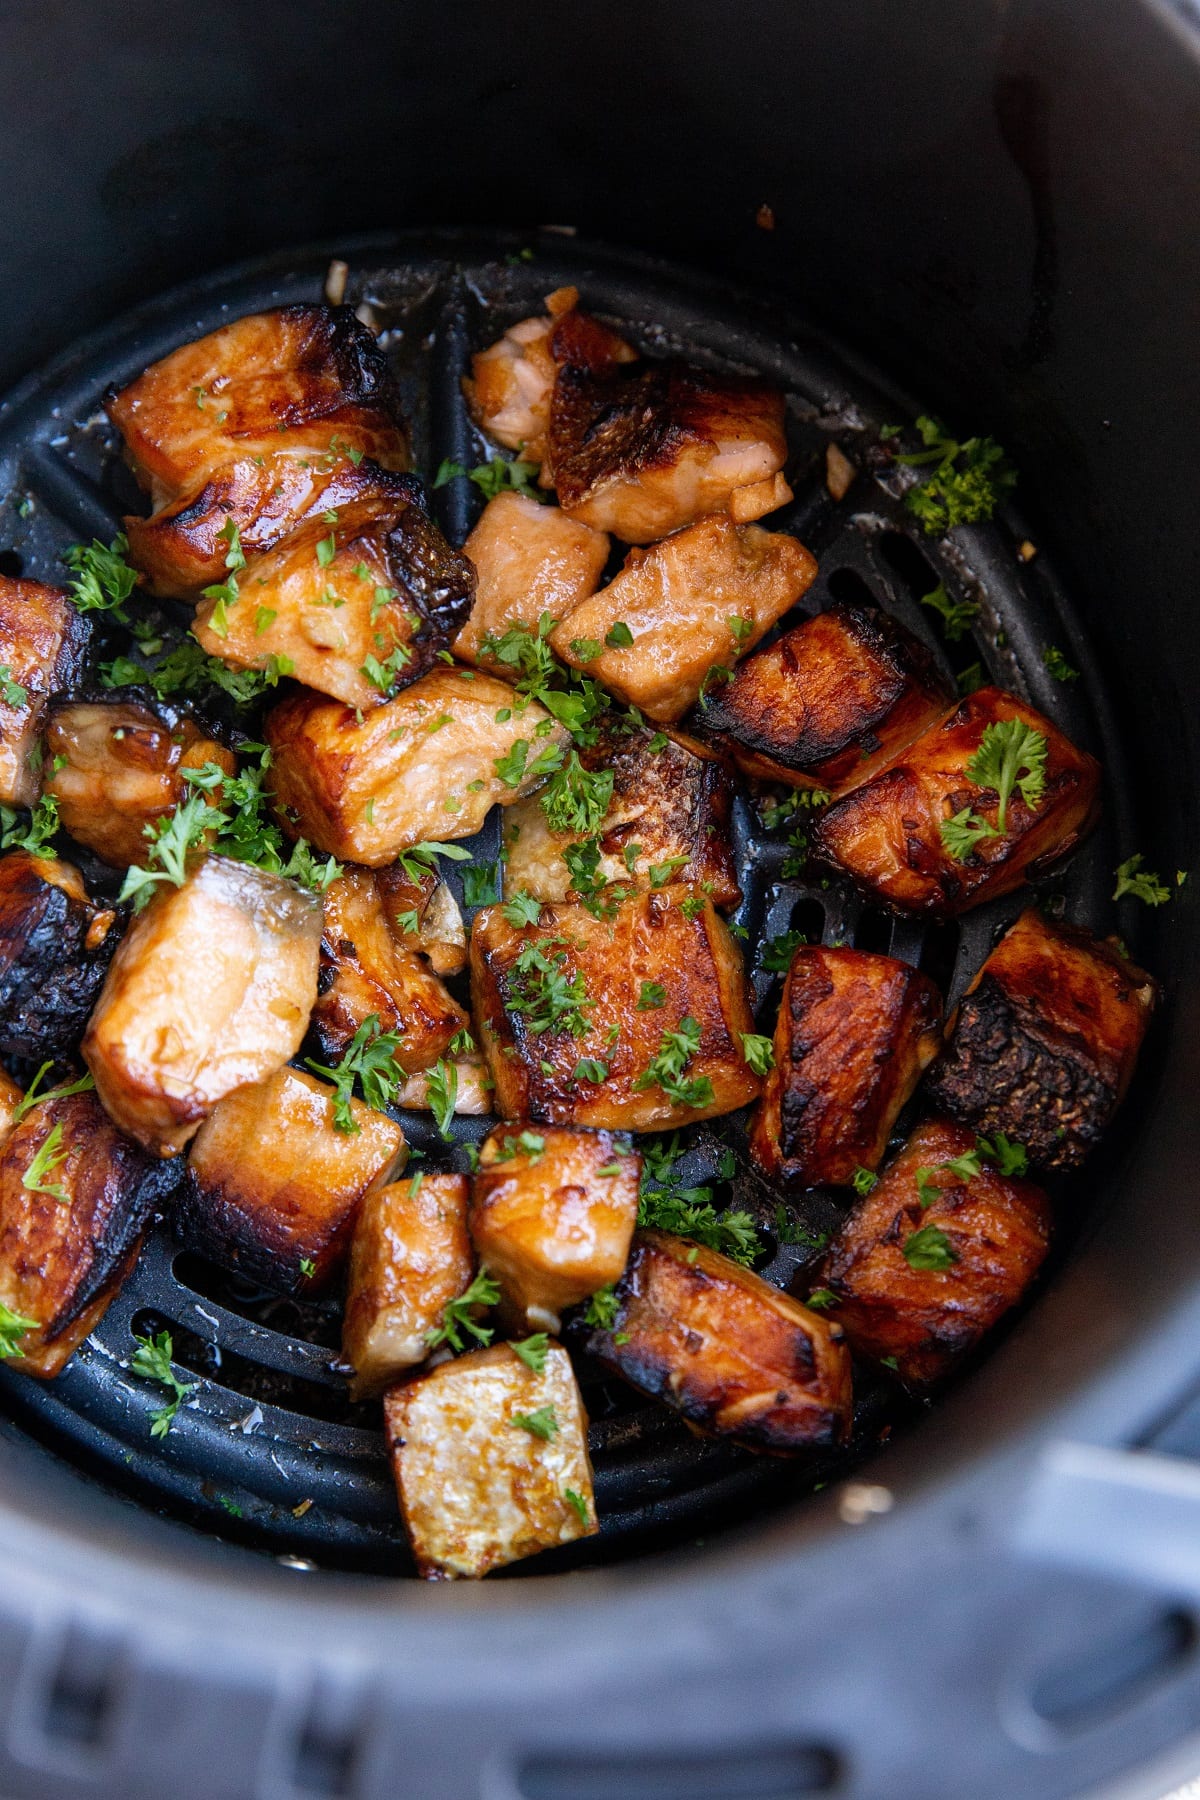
[1,5,1199,1799]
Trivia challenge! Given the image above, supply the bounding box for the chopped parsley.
[572,1056,608,1083]
[461,861,501,907]
[493,735,564,789]
[396,841,472,885]
[130,1329,196,1437]
[305,1014,406,1133]
[425,1058,458,1138]
[637,980,667,1010]
[506,937,593,1037]
[511,1404,558,1440]
[493,1130,546,1162]
[805,1288,838,1312]
[637,1139,759,1265]
[976,1132,1029,1177]
[1113,854,1170,906]
[739,1032,775,1075]
[508,1333,550,1373]
[939,719,1048,861]
[502,890,542,927]
[425,1267,501,1351]
[563,1487,591,1525]
[0,1301,38,1360]
[434,455,542,501]
[887,415,1017,535]
[360,644,413,695]
[634,1016,713,1110]
[117,792,214,907]
[584,1284,620,1329]
[540,751,613,835]
[0,666,27,707]
[760,929,807,973]
[851,1166,878,1197]
[604,621,634,649]
[0,794,60,860]
[21,1123,70,1204]
[64,534,139,622]
[919,582,978,642]
[11,1065,94,1125]
[1042,645,1080,683]
[902,1224,958,1271]
[772,1205,829,1251]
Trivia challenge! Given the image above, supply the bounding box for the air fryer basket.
[0,4,1199,1799]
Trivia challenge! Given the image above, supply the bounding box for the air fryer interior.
[0,3,1197,1798]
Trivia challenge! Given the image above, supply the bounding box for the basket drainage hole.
[517,1743,840,1800]
[824,566,877,610]
[877,530,939,603]
[39,1632,120,1752]
[1028,1606,1196,1731]
[788,898,826,943]
[0,550,23,580]
[288,1718,359,1799]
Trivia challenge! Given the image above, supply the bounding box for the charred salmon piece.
[395,1051,493,1117]
[44,700,235,868]
[343,1173,473,1398]
[693,600,955,793]
[471,1124,640,1333]
[463,285,635,463]
[925,907,1157,1169]
[0,577,90,807]
[106,303,408,497]
[375,864,467,977]
[264,668,570,865]
[551,514,816,723]
[817,1115,1052,1388]
[501,717,741,912]
[452,493,609,672]
[193,497,474,709]
[179,1065,405,1295]
[815,686,1101,917]
[547,357,791,543]
[750,945,943,1188]
[126,458,425,601]
[83,854,321,1157]
[384,1341,597,1579]
[311,866,467,1071]
[0,1091,178,1378]
[0,851,118,1060]
[589,1229,853,1453]
[470,887,761,1132]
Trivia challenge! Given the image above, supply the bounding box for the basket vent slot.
[517,1742,840,1800]
[1028,1605,1196,1730]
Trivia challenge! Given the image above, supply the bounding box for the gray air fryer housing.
[1,4,1200,1799]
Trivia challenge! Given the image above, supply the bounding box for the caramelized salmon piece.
[395,1051,493,1116]
[0,1092,177,1377]
[501,717,741,911]
[376,864,467,976]
[695,601,954,792]
[750,946,943,1187]
[311,867,467,1071]
[343,1173,473,1397]
[0,852,117,1059]
[0,577,90,807]
[548,356,791,542]
[815,687,1101,916]
[83,855,321,1156]
[384,1341,597,1578]
[193,497,473,708]
[265,668,570,865]
[925,908,1157,1168]
[470,888,761,1131]
[589,1230,852,1452]
[471,1124,640,1331]
[817,1117,1052,1387]
[178,1066,405,1293]
[44,700,235,867]
[452,493,609,672]
[107,303,407,498]
[0,1068,22,1153]
[551,514,817,722]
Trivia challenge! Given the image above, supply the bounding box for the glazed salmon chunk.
[0,852,117,1059]
[750,945,943,1187]
[817,1117,1053,1387]
[588,1230,853,1452]
[695,600,954,792]
[815,686,1101,916]
[453,492,609,672]
[551,514,817,723]
[83,855,321,1155]
[342,1173,474,1398]
[384,1341,598,1579]
[926,908,1157,1168]
[0,576,90,807]
[470,888,762,1130]
[44,700,235,868]
[0,1091,177,1377]
[265,668,570,864]
[470,1124,641,1331]
[178,1066,405,1293]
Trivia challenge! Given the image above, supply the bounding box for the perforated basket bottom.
[0,230,1128,1573]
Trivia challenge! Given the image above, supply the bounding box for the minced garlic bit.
[324,260,348,306]
[825,442,856,502]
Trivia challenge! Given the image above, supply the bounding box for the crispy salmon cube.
[83,855,321,1156]
[453,493,609,672]
[551,515,816,722]
[817,1116,1052,1386]
[265,668,570,865]
[311,867,467,1071]
[464,286,634,463]
[548,358,792,543]
[471,1125,640,1331]
[501,717,741,911]
[470,888,761,1131]
[0,1091,176,1377]
[44,700,235,867]
[815,686,1101,916]
[0,576,90,807]
[750,946,943,1187]
[695,600,954,792]
[925,908,1157,1168]
[589,1230,853,1452]
[0,852,117,1059]
[193,499,474,709]
[384,1341,597,1579]
[342,1173,473,1398]
[373,864,467,977]
[107,303,408,497]
[179,1066,405,1293]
